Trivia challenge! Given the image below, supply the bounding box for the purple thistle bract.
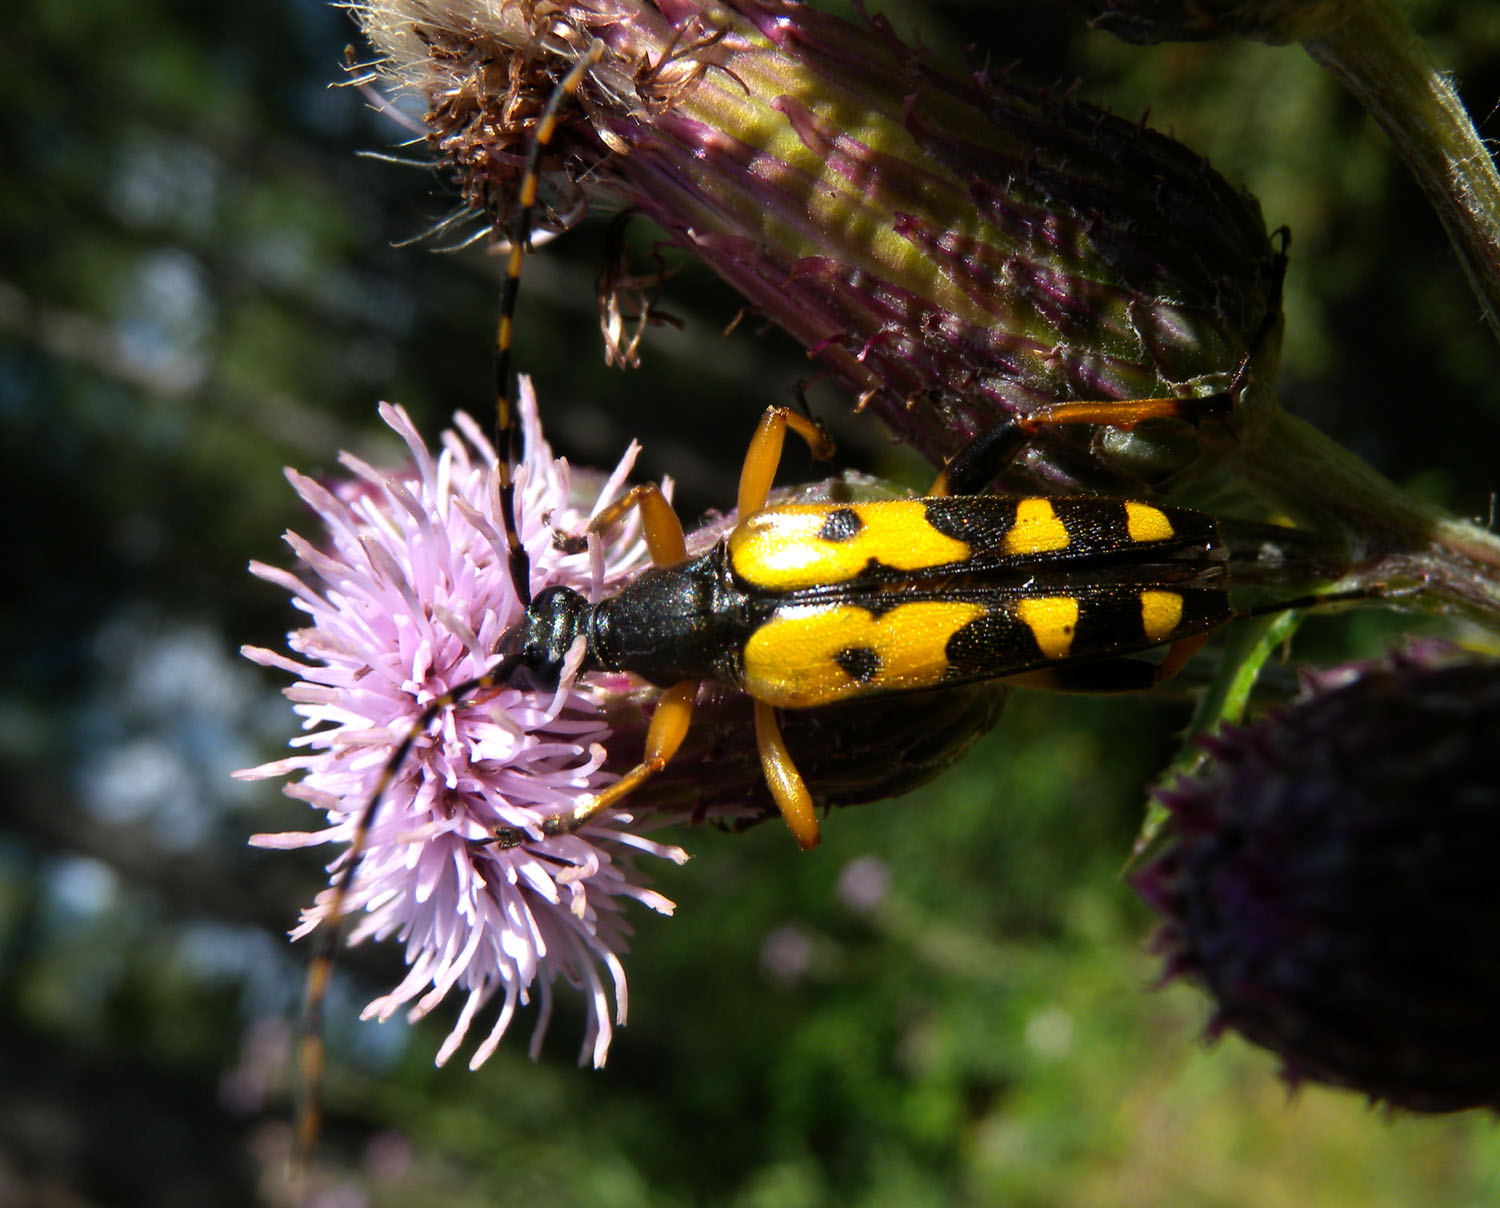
[355,0,1285,496]
[238,381,687,1071]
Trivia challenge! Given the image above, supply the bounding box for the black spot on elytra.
[834,645,881,683]
[819,508,863,543]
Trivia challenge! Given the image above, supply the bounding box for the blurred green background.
[5,1,1500,1204]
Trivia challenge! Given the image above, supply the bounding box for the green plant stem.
[1133,609,1305,856]
[1302,0,1500,344]
[1236,406,1500,626]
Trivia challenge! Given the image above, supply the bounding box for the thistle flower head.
[239,382,686,1070]
[356,0,1284,495]
[1136,643,1500,1112]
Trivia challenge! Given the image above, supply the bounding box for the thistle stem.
[1302,0,1500,344]
[1236,405,1500,626]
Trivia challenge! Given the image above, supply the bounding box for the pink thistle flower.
[238,380,687,1071]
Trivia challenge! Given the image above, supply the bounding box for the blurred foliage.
[3,0,1500,1204]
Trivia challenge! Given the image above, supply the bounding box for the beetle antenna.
[291,655,525,1172]
[495,38,606,611]
[292,37,604,1176]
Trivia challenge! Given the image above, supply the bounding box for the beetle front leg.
[737,406,836,520]
[588,482,687,567]
[492,679,700,846]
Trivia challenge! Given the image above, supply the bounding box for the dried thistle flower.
[355,0,1285,495]
[351,1,1500,630]
[1136,643,1500,1112]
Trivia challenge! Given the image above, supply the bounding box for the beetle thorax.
[518,585,593,689]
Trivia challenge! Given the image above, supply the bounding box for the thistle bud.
[357,0,1284,494]
[1135,644,1500,1112]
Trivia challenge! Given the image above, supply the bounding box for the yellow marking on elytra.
[1125,500,1175,544]
[728,501,971,592]
[1015,596,1078,660]
[741,600,986,707]
[1005,499,1070,555]
[1140,590,1184,642]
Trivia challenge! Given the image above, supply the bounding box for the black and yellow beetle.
[484,388,1233,853]
[292,39,1271,1161]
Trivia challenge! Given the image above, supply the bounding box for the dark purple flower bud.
[356,0,1285,495]
[1135,644,1500,1112]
